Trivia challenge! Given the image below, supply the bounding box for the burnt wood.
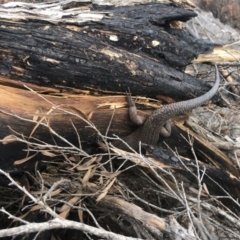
[0,3,216,100]
[0,2,221,173]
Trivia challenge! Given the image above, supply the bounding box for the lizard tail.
[145,64,220,130]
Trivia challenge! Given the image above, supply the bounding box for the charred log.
[0,3,216,100]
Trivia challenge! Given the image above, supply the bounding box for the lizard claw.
[126,88,146,126]
[126,88,135,107]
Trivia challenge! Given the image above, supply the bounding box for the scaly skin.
[114,65,220,151]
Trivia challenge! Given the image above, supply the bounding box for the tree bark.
[0,1,215,100]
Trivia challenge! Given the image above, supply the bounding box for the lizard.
[112,65,220,151]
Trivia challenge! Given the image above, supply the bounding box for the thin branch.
[0,218,142,240]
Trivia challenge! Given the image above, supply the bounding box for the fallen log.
[0,0,221,169]
[0,1,215,100]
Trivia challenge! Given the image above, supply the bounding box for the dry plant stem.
[132,222,152,239]
[181,182,199,239]
[216,200,240,220]
[139,170,180,200]
[83,204,103,229]
[203,172,240,207]
[168,136,240,238]
[185,133,205,222]
[85,233,93,240]
[10,125,78,153]
[43,179,71,202]
[0,218,141,240]
[0,208,29,224]
[192,218,209,240]
[117,161,135,172]
[217,82,240,107]
[126,187,176,214]
[234,151,240,169]
[112,135,139,153]
[143,157,184,204]
[189,199,240,238]
[36,171,45,201]
[105,106,116,137]
[0,168,142,240]
[174,135,207,231]
[165,140,220,239]
[204,217,238,239]
[25,87,108,149]
[1,83,110,157]
[102,195,165,236]
[195,17,213,41]
[209,218,240,238]
[70,119,82,150]
[0,169,60,219]
[0,111,88,155]
[168,144,197,179]
[217,62,240,66]
[24,82,135,164]
[33,231,42,240]
[190,198,240,230]
[97,155,118,169]
[101,106,117,172]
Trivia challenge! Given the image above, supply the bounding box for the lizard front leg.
[127,92,147,125]
[127,92,172,137]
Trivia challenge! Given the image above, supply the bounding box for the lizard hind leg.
[127,91,147,126]
[159,119,172,137]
